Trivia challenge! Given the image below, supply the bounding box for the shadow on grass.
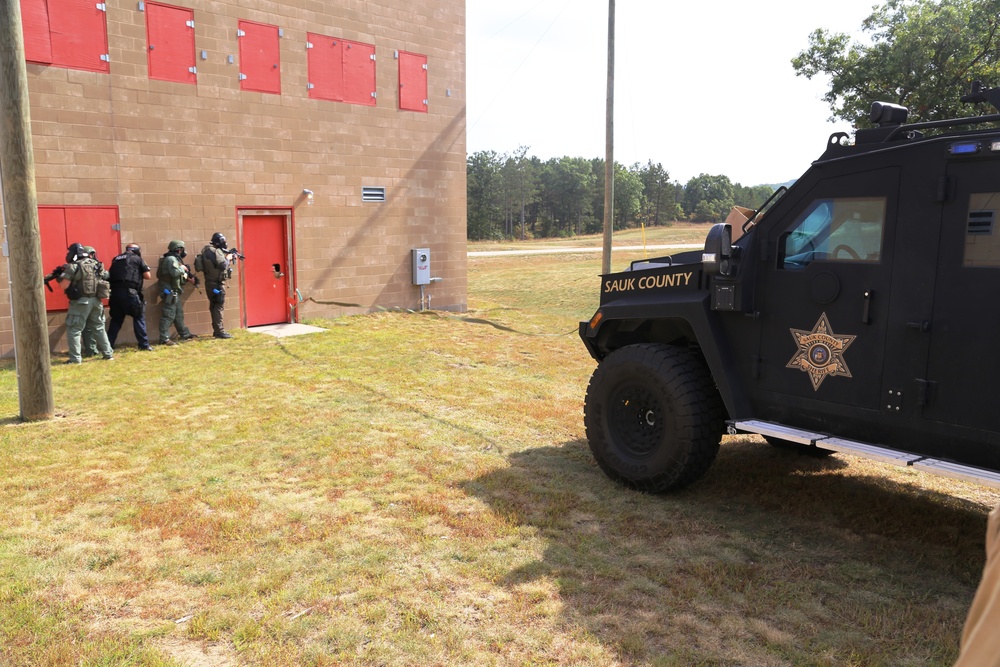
[463,438,991,664]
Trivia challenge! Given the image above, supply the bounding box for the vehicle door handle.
[906,320,931,332]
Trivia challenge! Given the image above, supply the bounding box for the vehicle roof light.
[949,141,980,155]
[990,140,1000,152]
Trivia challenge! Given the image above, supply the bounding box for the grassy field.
[467,224,711,256]
[2,236,999,666]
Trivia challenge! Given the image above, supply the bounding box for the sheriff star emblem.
[786,312,856,391]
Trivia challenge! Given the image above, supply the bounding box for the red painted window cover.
[19,0,53,64]
[398,51,428,113]
[20,0,108,72]
[307,33,375,106]
[306,33,344,102]
[146,2,196,84]
[343,40,376,106]
[39,206,120,311]
[239,20,281,94]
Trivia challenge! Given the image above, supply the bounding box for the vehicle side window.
[963,193,1000,267]
[781,197,886,269]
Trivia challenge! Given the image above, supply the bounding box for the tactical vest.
[157,253,172,283]
[72,258,100,298]
[109,253,142,288]
[199,246,224,282]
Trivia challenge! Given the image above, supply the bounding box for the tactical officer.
[55,242,114,364]
[156,240,197,346]
[80,246,100,358]
[107,243,153,351]
[80,246,110,358]
[198,232,233,339]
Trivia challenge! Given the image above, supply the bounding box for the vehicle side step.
[729,419,1000,490]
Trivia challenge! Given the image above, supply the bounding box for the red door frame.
[236,208,296,327]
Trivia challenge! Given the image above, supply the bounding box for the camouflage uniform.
[60,244,113,364]
[80,246,104,357]
[156,240,194,344]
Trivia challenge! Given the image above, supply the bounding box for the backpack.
[198,245,222,281]
[157,253,171,282]
[68,259,100,298]
[96,269,111,299]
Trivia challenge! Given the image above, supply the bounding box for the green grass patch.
[0,242,997,665]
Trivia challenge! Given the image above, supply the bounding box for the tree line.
[467,147,775,241]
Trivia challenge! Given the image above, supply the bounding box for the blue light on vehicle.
[949,142,980,155]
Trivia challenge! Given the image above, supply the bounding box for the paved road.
[468,243,702,257]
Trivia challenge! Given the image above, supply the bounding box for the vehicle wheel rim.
[608,382,664,457]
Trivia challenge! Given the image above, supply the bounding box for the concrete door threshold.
[246,323,328,338]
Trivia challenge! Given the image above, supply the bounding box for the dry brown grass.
[0,241,998,666]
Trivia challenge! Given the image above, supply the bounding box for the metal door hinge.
[186,20,195,28]
[936,175,952,203]
[885,389,903,412]
[239,73,247,81]
[915,379,935,407]
[237,29,245,37]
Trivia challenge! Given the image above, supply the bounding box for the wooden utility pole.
[0,0,55,420]
[602,0,615,275]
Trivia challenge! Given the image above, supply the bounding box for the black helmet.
[211,232,227,249]
[66,243,85,263]
[126,243,141,256]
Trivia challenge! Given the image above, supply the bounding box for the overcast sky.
[466,0,883,187]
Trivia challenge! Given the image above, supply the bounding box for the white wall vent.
[968,210,995,236]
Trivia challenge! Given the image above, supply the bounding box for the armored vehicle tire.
[584,343,725,493]
[764,436,834,458]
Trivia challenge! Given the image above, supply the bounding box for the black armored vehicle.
[580,84,1000,492]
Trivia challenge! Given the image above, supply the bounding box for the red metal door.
[242,214,289,326]
[39,207,69,311]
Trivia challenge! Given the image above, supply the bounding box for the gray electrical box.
[412,248,430,285]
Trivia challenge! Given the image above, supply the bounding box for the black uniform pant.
[106,286,150,348]
[206,280,227,336]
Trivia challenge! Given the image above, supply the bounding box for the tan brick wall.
[0,0,466,356]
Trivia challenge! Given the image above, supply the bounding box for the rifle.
[226,248,246,261]
[43,265,65,292]
[183,263,202,293]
